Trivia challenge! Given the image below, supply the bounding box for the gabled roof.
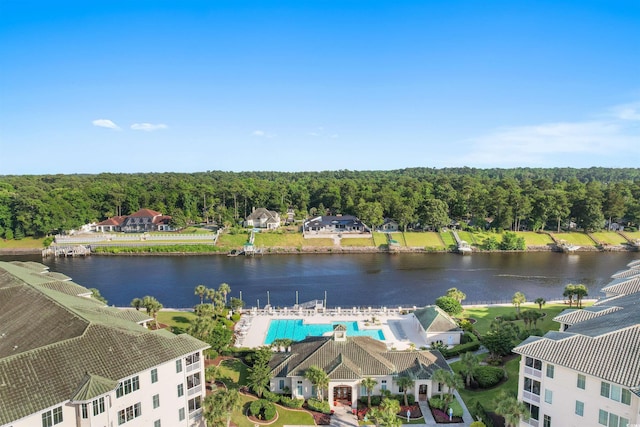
[304,215,364,227]
[611,267,640,279]
[246,208,279,221]
[96,216,127,226]
[129,208,162,218]
[268,335,449,381]
[0,261,208,425]
[601,276,640,296]
[413,306,461,333]
[553,306,623,326]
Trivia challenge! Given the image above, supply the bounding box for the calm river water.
[2,252,637,308]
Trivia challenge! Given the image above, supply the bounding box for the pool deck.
[235,309,431,350]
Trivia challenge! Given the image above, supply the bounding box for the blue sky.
[1,0,639,174]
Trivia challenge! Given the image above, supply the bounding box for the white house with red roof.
[96,209,173,233]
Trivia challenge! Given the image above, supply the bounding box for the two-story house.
[244,208,281,229]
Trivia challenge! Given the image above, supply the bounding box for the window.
[179,408,185,421]
[117,403,142,425]
[524,402,539,421]
[187,373,201,390]
[601,381,632,405]
[186,352,200,366]
[116,376,140,398]
[153,394,160,409]
[42,406,63,427]
[621,388,631,405]
[599,409,630,427]
[92,397,105,416]
[601,382,611,398]
[543,414,551,427]
[524,377,541,395]
[381,380,387,391]
[575,400,584,416]
[81,404,88,419]
[577,374,586,390]
[176,359,183,373]
[544,389,553,404]
[188,396,202,412]
[151,368,158,383]
[546,364,554,378]
[525,357,542,370]
[154,421,161,427]
[279,379,285,390]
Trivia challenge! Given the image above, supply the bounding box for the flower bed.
[430,407,464,424]
[398,404,422,419]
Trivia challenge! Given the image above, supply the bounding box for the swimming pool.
[264,319,385,344]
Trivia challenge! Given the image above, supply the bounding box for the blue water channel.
[264,319,385,344]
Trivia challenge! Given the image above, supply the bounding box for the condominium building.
[0,261,209,427]
[513,259,640,427]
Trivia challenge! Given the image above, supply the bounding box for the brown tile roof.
[96,215,127,226]
[129,208,162,218]
[0,261,208,425]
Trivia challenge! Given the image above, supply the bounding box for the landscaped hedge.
[359,395,382,406]
[428,395,463,417]
[475,366,505,388]
[249,399,277,420]
[307,398,331,414]
[391,393,415,405]
[262,390,281,403]
[441,337,481,358]
[280,396,304,408]
[468,400,495,427]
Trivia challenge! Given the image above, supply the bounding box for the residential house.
[378,218,399,232]
[268,326,451,410]
[244,208,281,230]
[303,215,368,234]
[0,261,209,427]
[411,306,463,347]
[96,209,173,233]
[513,260,640,427]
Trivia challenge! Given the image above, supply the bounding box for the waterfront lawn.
[157,311,198,333]
[403,232,445,249]
[591,232,628,246]
[462,303,567,335]
[514,232,554,246]
[451,354,521,412]
[0,237,46,249]
[549,232,597,247]
[439,231,456,249]
[625,231,640,240]
[217,233,251,248]
[372,232,390,247]
[302,238,335,247]
[342,237,375,247]
[254,233,305,247]
[232,395,315,427]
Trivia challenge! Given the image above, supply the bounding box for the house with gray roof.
[268,326,451,410]
[0,261,209,427]
[244,207,281,229]
[513,259,640,427]
[303,215,368,235]
[411,306,463,346]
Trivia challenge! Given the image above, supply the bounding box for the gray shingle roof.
[413,306,461,333]
[553,306,622,325]
[601,276,640,296]
[0,261,209,425]
[611,267,640,279]
[269,335,450,381]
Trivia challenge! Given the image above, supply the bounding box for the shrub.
[231,313,241,322]
[262,390,281,403]
[307,398,331,414]
[441,340,481,358]
[435,296,463,316]
[500,312,520,321]
[470,421,487,427]
[449,398,463,417]
[460,330,474,343]
[250,399,277,420]
[475,366,505,388]
[392,393,415,405]
[429,396,445,410]
[468,400,494,427]
[280,396,304,408]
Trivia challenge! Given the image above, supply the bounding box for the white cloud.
[252,130,275,138]
[130,123,168,132]
[92,119,121,130]
[460,102,640,166]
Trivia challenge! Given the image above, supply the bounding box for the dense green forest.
[1,167,640,239]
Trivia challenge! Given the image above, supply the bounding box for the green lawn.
[625,231,640,240]
[301,238,335,247]
[0,237,46,249]
[254,232,305,247]
[217,358,249,388]
[451,354,521,411]
[462,303,567,335]
[591,232,628,245]
[403,232,445,249]
[232,395,316,427]
[372,232,389,247]
[157,311,198,333]
[217,233,251,248]
[550,232,597,246]
[342,237,375,247]
[439,232,456,249]
[514,232,554,246]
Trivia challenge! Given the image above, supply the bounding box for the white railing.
[523,391,540,403]
[186,361,201,373]
[524,367,542,378]
[187,385,202,397]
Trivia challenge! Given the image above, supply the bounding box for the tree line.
[1,167,640,239]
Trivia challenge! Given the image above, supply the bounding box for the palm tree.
[512,292,526,314]
[573,284,588,308]
[431,369,462,409]
[563,284,576,307]
[495,392,529,427]
[195,284,207,305]
[459,352,480,387]
[204,389,242,427]
[142,295,163,329]
[534,297,546,311]
[395,376,415,406]
[305,365,329,401]
[218,282,231,306]
[446,287,467,304]
[370,397,402,427]
[361,377,378,408]
[130,297,142,311]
